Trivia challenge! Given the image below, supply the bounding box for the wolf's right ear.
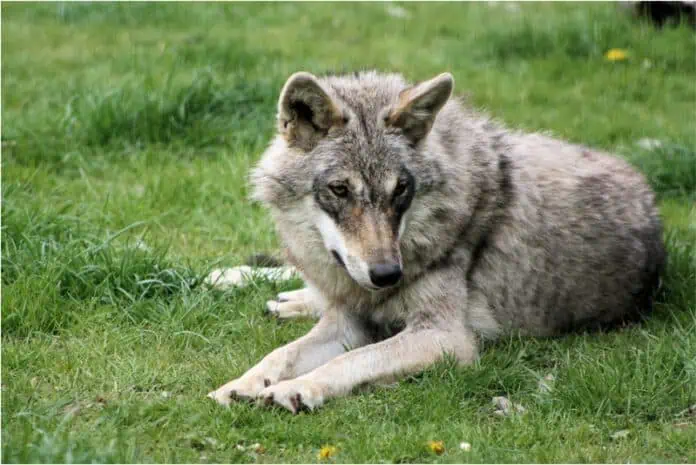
[385,72,454,145]
[277,72,345,151]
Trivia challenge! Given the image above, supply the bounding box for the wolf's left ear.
[385,73,454,145]
[277,72,345,151]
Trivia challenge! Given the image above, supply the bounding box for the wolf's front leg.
[258,324,477,413]
[208,311,371,406]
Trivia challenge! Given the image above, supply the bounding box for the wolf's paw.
[207,375,273,407]
[257,378,325,414]
[265,288,322,319]
[266,288,313,319]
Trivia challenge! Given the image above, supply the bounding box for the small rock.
[610,429,630,440]
[492,396,526,416]
[235,444,246,452]
[160,391,171,399]
[493,396,512,410]
[459,441,472,452]
[636,138,663,150]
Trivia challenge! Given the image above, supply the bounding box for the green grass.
[2,2,695,463]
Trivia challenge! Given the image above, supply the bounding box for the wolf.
[207,70,665,414]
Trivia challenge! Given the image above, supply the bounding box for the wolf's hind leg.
[205,266,299,289]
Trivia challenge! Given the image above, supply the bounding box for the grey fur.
[209,71,665,412]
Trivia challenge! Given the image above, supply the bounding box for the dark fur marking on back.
[466,153,514,280]
[497,154,514,208]
[422,153,514,276]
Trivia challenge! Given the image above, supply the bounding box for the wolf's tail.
[244,253,285,268]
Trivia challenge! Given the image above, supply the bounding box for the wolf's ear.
[277,72,344,151]
[385,73,454,145]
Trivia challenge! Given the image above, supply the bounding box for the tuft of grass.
[5,71,278,168]
[627,143,696,201]
[2,187,202,337]
[73,72,277,150]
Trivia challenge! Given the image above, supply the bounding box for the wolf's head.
[252,71,454,290]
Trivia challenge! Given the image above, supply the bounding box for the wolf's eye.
[328,183,349,198]
[393,179,409,197]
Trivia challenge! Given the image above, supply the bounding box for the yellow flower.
[605,48,628,61]
[427,440,445,455]
[318,445,338,460]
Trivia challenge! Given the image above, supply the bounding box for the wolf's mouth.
[331,250,346,269]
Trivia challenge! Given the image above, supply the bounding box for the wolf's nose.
[369,263,403,288]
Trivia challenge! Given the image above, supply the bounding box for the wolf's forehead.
[327,84,400,137]
[325,133,402,177]
[317,77,408,180]
[325,75,404,111]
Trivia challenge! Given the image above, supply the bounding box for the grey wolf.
[207,70,665,413]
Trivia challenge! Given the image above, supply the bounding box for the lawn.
[2,2,695,463]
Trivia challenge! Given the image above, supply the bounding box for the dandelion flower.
[318,445,337,460]
[427,440,445,455]
[605,49,628,61]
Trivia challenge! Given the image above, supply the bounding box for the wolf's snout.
[368,262,403,288]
